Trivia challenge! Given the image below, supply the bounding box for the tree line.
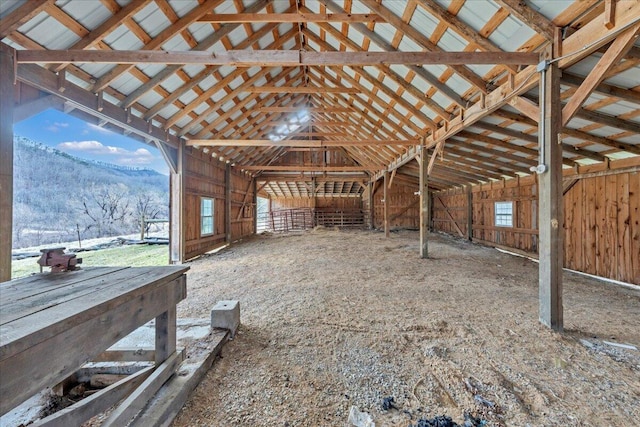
[12,136,169,248]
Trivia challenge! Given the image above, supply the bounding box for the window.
[495,202,513,227]
[201,198,214,236]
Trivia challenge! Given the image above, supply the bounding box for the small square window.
[495,202,513,227]
[201,198,214,236]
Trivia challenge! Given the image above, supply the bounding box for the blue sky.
[14,109,169,175]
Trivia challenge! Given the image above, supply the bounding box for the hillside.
[13,136,169,248]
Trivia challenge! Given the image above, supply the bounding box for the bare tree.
[81,186,131,238]
[134,192,165,236]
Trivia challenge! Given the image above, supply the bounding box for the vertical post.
[466,185,473,241]
[368,181,374,229]
[311,177,316,227]
[538,59,563,331]
[225,163,231,243]
[140,214,145,241]
[0,44,15,282]
[169,144,184,264]
[383,171,390,237]
[252,178,257,234]
[419,146,429,258]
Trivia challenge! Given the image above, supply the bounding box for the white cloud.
[57,140,156,165]
[44,121,69,132]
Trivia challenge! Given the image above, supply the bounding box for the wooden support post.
[538,60,563,331]
[253,178,257,235]
[419,145,429,258]
[466,185,473,241]
[0,44,14,282]
[169,144,185,264]
[311,177,316,227]
[368,181,374,229]
[383,171,390,237]
[155,305,177,365]
[225,163,231,243]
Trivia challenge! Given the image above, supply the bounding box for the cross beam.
[16,50,540,66]
[186,139,418,147]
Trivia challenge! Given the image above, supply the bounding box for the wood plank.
[562,22,640,126]
[0,0,53,38]
[595,176,606,277]
[467,186,473,241]
[373,0,640,182]
[389,199,419,222]
[102,350,183,427]
[0,267,126,303]
[225,163,232,242]
[31,366,154,427]
[538,61,563,331]
[494,0,555,40]
[197,13,383,22]
[604,173,618,280]
[420,146,429,257]
[0,274,186,416]
[629,171,640,284]
[121,0,273,108]
[93,348,155,362]
[259,107,353,113]
[170,143,185,263]
[0,268,149,324]
[0,43,15,282]
[127,331,228,427]
[15,49,539,66]
[359,0,488,91]
[384,171,390,238]
[1,267,188,358]
[436,197,464,237]
[187,139,417,147]
[16,63,180,147]
[616,173,631,282]
[92,0,224,91]
[238,165,368,172]
[368,181,374,229]
[155,304,177,365]
[315,1,465,106]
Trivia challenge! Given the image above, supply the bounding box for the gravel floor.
[171,228,640,426]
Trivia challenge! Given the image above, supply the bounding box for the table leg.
[155,305,176,365]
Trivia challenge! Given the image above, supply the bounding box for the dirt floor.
[171,228,640,427]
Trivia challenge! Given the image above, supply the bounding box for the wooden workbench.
[0,266,189,420]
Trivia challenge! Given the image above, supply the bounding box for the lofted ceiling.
[1,0,639,198]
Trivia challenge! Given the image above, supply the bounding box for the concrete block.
[211,300,240,338]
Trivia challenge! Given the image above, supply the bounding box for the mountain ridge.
[12,135,169,248]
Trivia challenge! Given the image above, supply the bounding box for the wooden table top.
[0,266,189,360]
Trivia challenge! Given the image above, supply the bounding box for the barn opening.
[0,0,639,425]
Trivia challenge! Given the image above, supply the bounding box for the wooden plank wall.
[183,148,254,259]
[564,170,639,284]
[270,149,356,166]
[433,164,640,284]
[271,196,362,210]
[230,170,255,241]
[372,181,419,230]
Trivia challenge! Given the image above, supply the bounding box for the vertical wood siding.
[432,168,639,284]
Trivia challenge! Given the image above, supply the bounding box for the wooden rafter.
[0,0,53,38]
[494,0,555,41]
[197,13,383,23]
[562,22,640,126]
[372,0,640,181]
